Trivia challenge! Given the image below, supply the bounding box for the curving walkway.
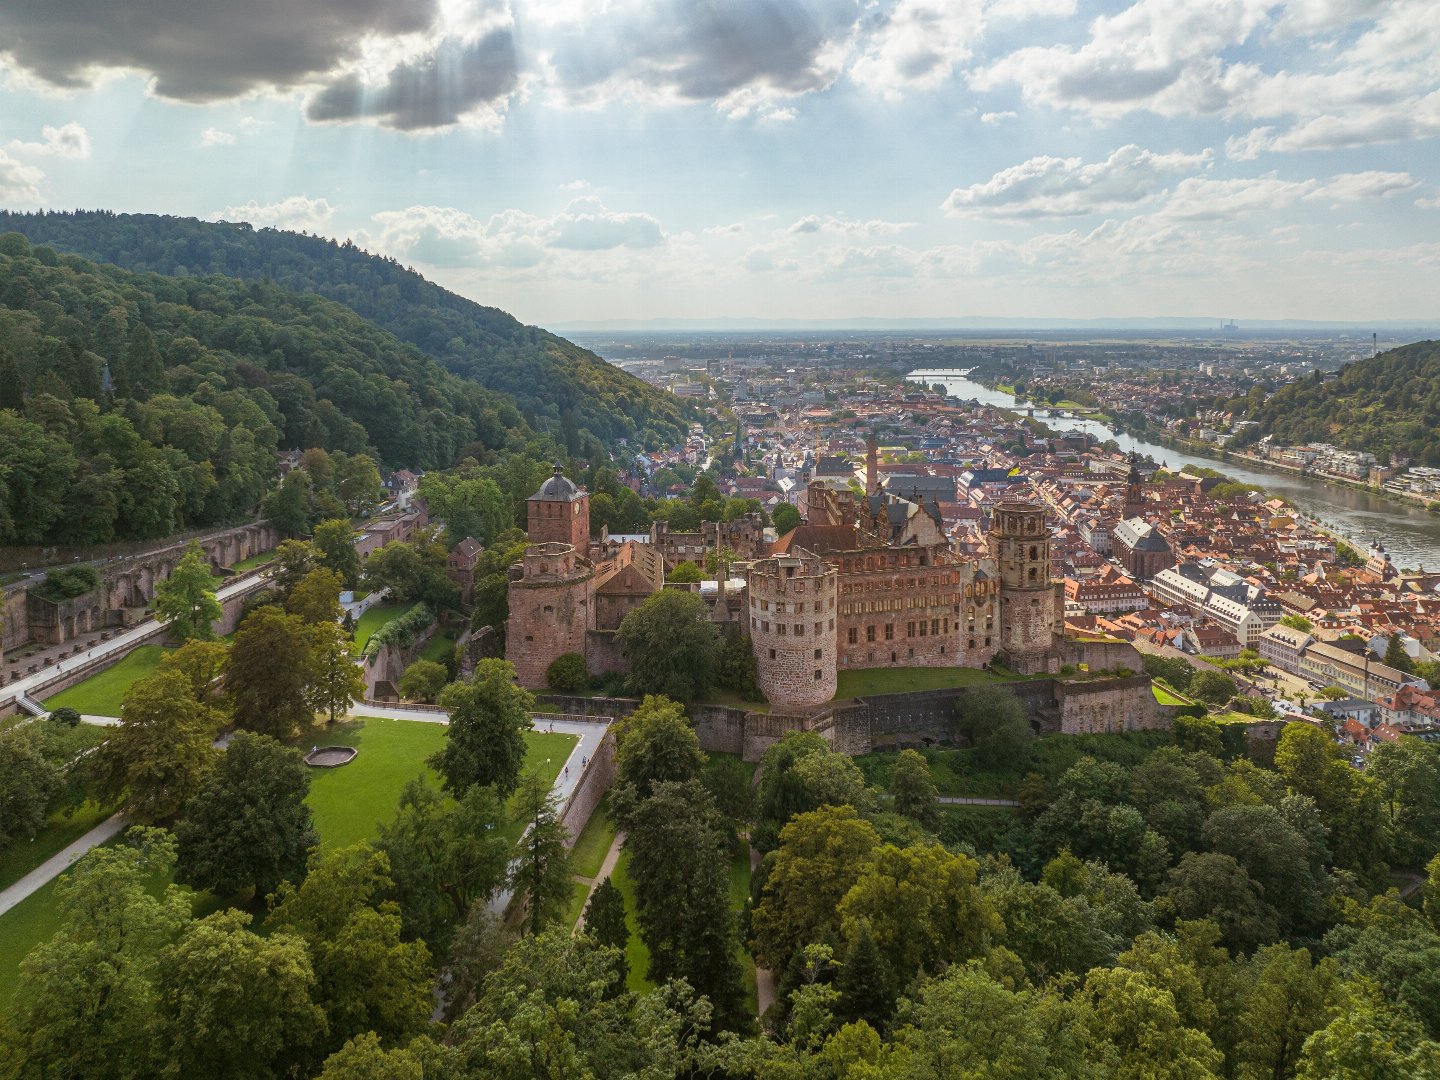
[0,702,607,922]
[0,812,127,918]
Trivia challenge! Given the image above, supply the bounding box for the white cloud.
[850,0,983,99]
[786,213,914,236]
[557,179,589,190]
[219,195,336,232]
[1225,127,1275,161]
[973,0,1273,118]
[942,144,1212,218]
[373,197,666,270]
[1417,195,1440,210]
[5,122,90,158]
[199,127,236,147]
[1312,170,1420,201]
[980,110,1015,124]
[0,150,45,203]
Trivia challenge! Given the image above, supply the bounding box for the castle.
[504,461,1069,709]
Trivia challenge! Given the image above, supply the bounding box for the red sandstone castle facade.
[504,465,1064,707]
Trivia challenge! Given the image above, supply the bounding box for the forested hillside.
[1226,340,1440,464]
[0,232,537,545]
[0,210,698,452]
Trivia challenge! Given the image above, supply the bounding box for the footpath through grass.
[834,665,1025,699]
[0,799,114,892]
[569,800,617,880]
[43,644,170,717]
[1,717,578,1015]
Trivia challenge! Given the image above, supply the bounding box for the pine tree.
[836,923,895,1029]
[0,350,23,409]
[1385,634,1414,674]
[119,323,167,400]
[583,877,630,991]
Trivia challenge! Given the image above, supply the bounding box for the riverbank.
[908,370,1440,569]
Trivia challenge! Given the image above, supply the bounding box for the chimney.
[866,432,878,496]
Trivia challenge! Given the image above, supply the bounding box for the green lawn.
[728,842,757,1015]
[1152,684,1192,705]
[1,718,578,1017]
[352,601,412,651]
[563,880,593,931]
[229,550,276,572]
[418,632,457,664]
[609,851,653,994]
[43,645,170,717]
[569,800,617,880]
[834,665,1023,699]
[0,799,115,892]
[305,717,576,851]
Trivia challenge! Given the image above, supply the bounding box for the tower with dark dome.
[527,464,590,551]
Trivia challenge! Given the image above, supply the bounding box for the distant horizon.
[553,315,1440,335]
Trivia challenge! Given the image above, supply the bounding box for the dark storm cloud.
[306,30,519,130]
[0,0,436,101]
[547,0,860,103]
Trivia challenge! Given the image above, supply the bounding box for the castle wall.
[584,629,627,677]
[834,550,962,669]
[559,729,616,845]
[537,674,1157,761]
[1054,675,1167,734]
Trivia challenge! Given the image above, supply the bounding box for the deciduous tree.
[433,659,533,796]
[152,540,222,641]
[175,732,318,898]
[92,668,219,822]
[227,606,316,738]
[616,589,719,701]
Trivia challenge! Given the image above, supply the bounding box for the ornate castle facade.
[505,465,1065,708]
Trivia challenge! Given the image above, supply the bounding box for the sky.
[0,0,1437,327]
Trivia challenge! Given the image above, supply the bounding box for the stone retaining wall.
[559,728,617,846]
[539,674,1166,761]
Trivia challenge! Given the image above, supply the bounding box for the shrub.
[546,652,589,693]
[363,602,434,659]
[48,706,82,727]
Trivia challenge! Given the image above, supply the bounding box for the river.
[907,370,1440,571]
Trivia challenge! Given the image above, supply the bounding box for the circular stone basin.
[304,746,358,768]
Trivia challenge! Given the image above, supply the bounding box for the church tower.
[527,464,590,551]
[1122,452,1146,520]
[866,433,879,496]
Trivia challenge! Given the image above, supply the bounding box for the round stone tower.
[747,549,837,708]
[505,542,594,689]
[990,501,1060,669]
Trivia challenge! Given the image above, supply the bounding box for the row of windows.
[752,618,836,635]
[846,619,949,642]
[756,597,836,614]
[842,575,953,594]
[839,553,931,571]
[840,597,956,615]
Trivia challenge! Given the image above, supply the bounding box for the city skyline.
[1,0,1437,325]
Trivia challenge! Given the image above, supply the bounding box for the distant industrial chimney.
[1373,332,1378,357]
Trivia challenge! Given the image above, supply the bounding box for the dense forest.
[0,232,541,545]
[1225,340,1440,464]
[0,211,699,453]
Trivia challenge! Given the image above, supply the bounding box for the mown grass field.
[43,644,170,716]
[0,717,578,1013]
[351,601,412,651]
[834,665,1024,699]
